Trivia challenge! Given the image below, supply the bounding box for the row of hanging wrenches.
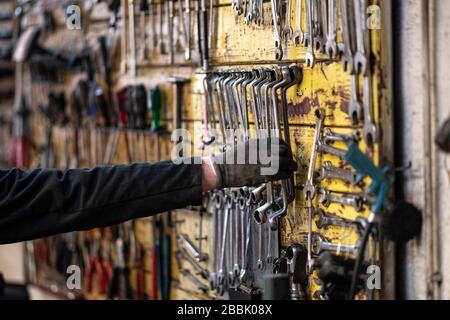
[302,108,391,279]
[203,65,303,295]
[230,0,372,73]
[125,0,211,68]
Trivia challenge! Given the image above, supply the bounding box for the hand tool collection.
[16,0,397,300]
[121,0,211,69]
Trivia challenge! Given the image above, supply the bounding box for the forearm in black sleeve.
[0,159,203,244]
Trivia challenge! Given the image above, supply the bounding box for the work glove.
[211,138,297,189]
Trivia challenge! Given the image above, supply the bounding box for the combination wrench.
[353,0,367,75]
[271,0,284,60]
[325,0,338,58]
[339,0,355,73]
[282,0,294,43]
[318,188,364,212]
[303,109,325,274]
[293,0,304,45]
[305,0,315,67]
[312,234,360,256]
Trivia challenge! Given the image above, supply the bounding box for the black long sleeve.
[0,160,203,244]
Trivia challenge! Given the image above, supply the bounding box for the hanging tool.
[139,0,150,61]
[168,77,190,151]
[128,0,137,76]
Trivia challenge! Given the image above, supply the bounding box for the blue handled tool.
[343,142,393,213]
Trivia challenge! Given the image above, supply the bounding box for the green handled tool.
[149,86,162,132]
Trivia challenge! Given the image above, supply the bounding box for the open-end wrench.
[282,0,294,43]
[244,0,254,24]
[120,0,128,74]
[209,191,222,290]
[167,0,175,64]
[305,0,315,67]
[313,0,325,53]
[184,0,191,60]
[325,0,338,58]
[353,0,367,75]
[303,109,325,274]
[315,208,363,233]
[317,161,358,185]
[150,0,158,48]
[256,0,264,25]
[177,233,209,261]
[361,0,378,146]
[339,0,355,73]
[318,188,364,212]
[312,234,360,256]
[177,249,210,279]
[271,0,284,60]
[158,0,167,54]
[348,74,362,124]
[323,128,360,144]
[128,0,137,76]
[362,74,377,146]
[293,0,304,45]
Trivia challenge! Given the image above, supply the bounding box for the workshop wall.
[12,0,394,300]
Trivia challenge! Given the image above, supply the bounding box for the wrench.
[315,208,363,233]
[256,211,265,270]
[362,17,378,146]
[282,0,294,43]
[217,194,230,295]
[348,74,362,124]
[339,0,355,73]
[325,0,338,58]
[303,109,324,273]
[313,0,325,53]
[158,0,167,54]
[318,188,364,212]
[180,269,209,292]
[318,161,358,185]
[293,0,304,45]
[209,191,222,290]
[128,0,137,76]
[120,0,128,74]
[323,128,360,144]
[353,0,367,75]
[168,0,175,64]
[177,233,209,261]
[177,249,209,279]
[312,234,360,256]
[271,0,284,60]
[287,244,307,300]
[268,66,302,225]
[150,0,158,48]
[305,0,315,67]
[232,195,241,282]
[245,0,253,23]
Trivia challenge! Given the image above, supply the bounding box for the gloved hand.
[210,138,297,189]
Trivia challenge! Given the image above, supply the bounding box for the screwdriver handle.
[150,86,162,132]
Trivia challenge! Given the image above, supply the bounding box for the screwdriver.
[149,86,162,132]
